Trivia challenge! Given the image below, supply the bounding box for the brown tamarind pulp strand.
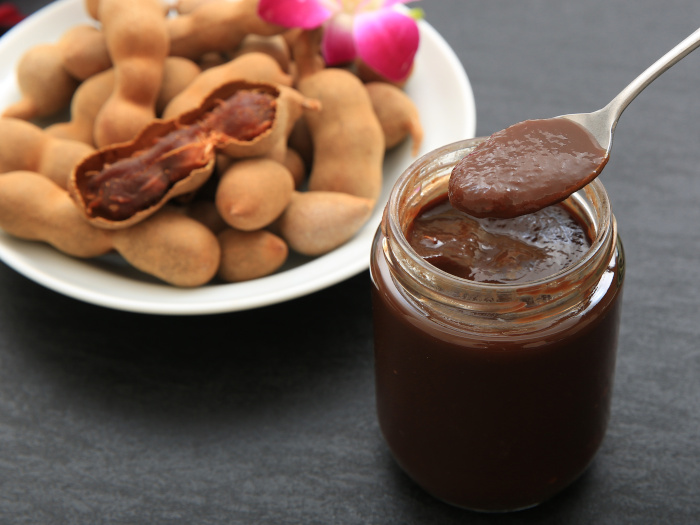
[82,90,276,221]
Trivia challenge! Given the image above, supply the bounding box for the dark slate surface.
[2,0,699,523]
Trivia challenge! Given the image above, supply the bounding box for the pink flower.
[258,0,420,82]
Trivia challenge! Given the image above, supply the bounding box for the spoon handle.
[604,27,700,122]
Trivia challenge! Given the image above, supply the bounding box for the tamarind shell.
[69,118,216,230]
[69,80,303,230]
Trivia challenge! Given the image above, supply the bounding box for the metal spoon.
[561,26,700,155]
[449,27,700,219]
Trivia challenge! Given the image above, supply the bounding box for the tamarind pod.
[84,0,100,20]
[292,28,326,80]
[175,0,214,14]
[162,52,293,119]
[175,0,206,14]
[365,81,424,156]
[46,68,115,146]
[217,228,288,282]
[197,52,228,71]
[0,172,220,286]
[205,85,316,180]
[292,30,384,200]
[214,153,234,178]
[277,86,322,165]
[58,24,112,81]
[2,44,79,120]
[85,0,170,21]
[251,84,318,166]
[355,58,413,87]
[0,171,112,258]
[283,148,306,190]
[94,78,161,147]
[183,199,228,234]
[109,207,220,287]
[156,57,202,115]
[185,81,280,160]
[233,34,291,73]
[299,67,385,200]
[93,0,169,147]
[39,137,95,191]
[0,118,47,174]
[167,0,286,60]
[276,191,375,256]
[0,118,94,189]
[287,117,313,168]
[282,28,304,51]
[216,158,294,231]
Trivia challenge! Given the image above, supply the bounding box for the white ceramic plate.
[0,0,476,315]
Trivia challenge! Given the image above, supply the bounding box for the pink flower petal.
[257,0,334,29]
[322,13,357,65]
[354,9,420,82]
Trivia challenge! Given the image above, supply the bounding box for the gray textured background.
[1,0,699,523]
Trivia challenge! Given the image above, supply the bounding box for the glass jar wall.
[370,138,625,512]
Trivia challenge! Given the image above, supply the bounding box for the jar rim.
[386,137,614,296]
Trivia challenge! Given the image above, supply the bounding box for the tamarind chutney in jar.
[370,138,625,512]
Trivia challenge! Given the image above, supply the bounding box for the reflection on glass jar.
[370,138,625,512]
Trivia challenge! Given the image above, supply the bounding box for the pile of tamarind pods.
[0,0,424,288]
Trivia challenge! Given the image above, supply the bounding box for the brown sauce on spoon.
[449,118,608,218]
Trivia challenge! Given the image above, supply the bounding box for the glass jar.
[370,138,625,512]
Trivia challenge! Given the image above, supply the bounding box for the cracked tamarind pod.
[70,117,217,230]
[205,82,319,161]
[0,118,94,190]
[69,81,312,230]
